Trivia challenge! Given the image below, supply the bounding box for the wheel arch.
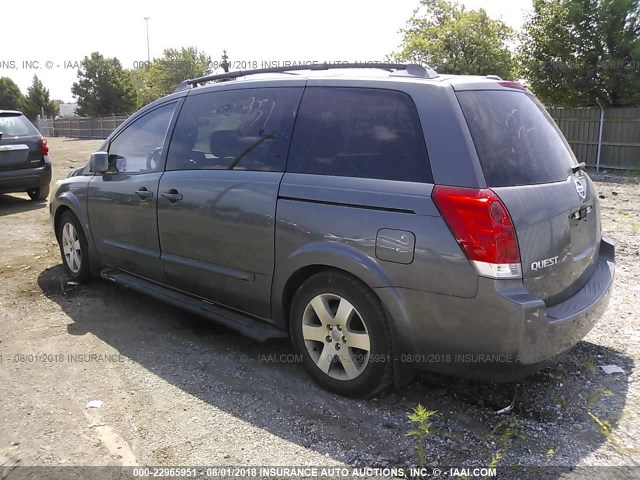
[53,204,73,240]
[272,242,394,330]
[272,242,418,388]
[278,263,407,359]
[53,195,100,276]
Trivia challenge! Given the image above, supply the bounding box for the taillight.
[40,137,49,156]
[432,186,521,279]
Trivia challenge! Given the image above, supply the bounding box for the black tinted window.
[0,114,39,137]
[108,103,176,173]
[167,87,302,172]
[288,87,432,182]
[457,91,576,187]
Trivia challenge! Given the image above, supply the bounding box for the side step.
[100,268,287,342]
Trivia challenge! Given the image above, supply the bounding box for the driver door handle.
[161,189,183,202]
[135,187,153,199]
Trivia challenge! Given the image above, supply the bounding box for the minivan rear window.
[457,91,576,187]
[0,113,39,137]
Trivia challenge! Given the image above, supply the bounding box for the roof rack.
[173,63,438,92]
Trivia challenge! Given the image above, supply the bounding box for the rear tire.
[27,184,50,201]
[290,271,394,397]
[56,211,91,282]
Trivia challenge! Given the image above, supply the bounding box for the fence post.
[595,98,605,173]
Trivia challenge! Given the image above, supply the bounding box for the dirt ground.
[1,137,639,478]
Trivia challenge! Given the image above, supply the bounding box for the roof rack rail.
[173,63,438,92]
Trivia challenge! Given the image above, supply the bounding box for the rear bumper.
[0,160,51,194]
[377,237,615,381]
[515,238,614,364]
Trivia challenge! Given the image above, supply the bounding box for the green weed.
[407,404,438,468]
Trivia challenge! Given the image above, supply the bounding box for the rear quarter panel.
[272,174,478,329]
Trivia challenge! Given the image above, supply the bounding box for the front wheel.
[56,211,91,282]
[290,271,394,397]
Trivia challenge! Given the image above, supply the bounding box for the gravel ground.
[0,138,639,479]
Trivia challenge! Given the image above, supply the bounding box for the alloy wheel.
[61,222,82,273]
[301,293,371,380]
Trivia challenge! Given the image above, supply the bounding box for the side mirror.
[89,151,109,173]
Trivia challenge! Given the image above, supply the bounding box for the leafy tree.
[518,0,640,106]
[135,47,212,107]
[0,77,25,111]
[130,65,155,109]
[71,52,138,116]
[22,75,59,120]
[393,0,516,79]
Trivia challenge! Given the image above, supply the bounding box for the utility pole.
[221,50,230,73]
[144,17,151,64]
[595,98,605,173]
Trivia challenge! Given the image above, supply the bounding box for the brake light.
[432,186,521,279]
[40,137,49,156]
[498,81,526,91]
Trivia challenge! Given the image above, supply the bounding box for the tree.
[71,52,138,116]
[135,47,213,107]
[0,77,24,111]
[518,0,640,106]
[393,0,516,79]
[130,65,154,109]
[22,75,59,120]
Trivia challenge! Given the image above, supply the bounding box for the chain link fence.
[36,115,129,139]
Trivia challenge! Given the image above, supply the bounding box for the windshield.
[457,91,577,187]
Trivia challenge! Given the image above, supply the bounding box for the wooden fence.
[548,107,640,171]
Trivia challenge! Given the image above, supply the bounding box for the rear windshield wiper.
[570,162,586,174]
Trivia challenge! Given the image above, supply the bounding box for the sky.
[0,0,533,103]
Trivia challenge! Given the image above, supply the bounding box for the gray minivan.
[50,64,615,397]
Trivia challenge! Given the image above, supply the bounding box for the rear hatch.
[0,113,44,171]
[456,88,600,305]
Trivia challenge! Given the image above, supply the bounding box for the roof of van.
[226,70,514,85]
[174,64,527,93]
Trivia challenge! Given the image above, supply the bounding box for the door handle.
[161,189,183,202]
[135,187,153,199]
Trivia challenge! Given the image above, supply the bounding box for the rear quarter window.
[287,87,432,183]
[0,114,39,137]
[457,91,576,187]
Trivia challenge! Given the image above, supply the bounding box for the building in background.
[58,103,78,118]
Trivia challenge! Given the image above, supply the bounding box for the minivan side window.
[166,87,302,172]
[287,87,432,183]
[107,102,177,173]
